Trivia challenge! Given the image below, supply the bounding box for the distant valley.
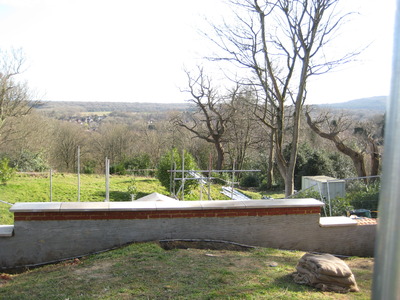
[34,96,387,116]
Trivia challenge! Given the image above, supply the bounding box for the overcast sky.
[0,0,396,104]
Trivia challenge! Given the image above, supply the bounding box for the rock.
[269,262,279,267]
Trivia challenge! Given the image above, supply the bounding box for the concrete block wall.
[0,199,376,270]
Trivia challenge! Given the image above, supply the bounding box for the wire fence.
[289,175,380,218]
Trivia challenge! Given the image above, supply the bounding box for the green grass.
[0,242,372,299]
[0,173,267,225]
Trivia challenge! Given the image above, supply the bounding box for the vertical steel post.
[208,153,212,200]
[50,168,53,202]
[181,150,185,201]
[105,157,110,202]
[326,180,332,216]
[77,146,80,202]
[372,2,400,298]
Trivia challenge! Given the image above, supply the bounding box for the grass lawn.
[0,173,270,225]
[0,242,373,299]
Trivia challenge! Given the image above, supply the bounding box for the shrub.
[156,148,199,197]
[240,173,260,188]
[110,162,127,175]
[345,181,380,211]
[0,158,16,185]
[11,150,49,172]
[83,160,96,174]
[127,178,138,200]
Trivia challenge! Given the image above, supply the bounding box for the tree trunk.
[285,171,295,198]
[265,131,275,189]
[369,139,380,177]
[305,111,368,179]
[215,142,225,170]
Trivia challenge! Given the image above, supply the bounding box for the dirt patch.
[72,261,114,280]
[158,239,256,251]
[345,258,374,269]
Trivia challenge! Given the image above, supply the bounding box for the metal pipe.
[372,1,400,298]
[105,158,110,202]
[50,169,53,202]
[77,146,80,202]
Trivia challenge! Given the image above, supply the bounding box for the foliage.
[291,188,322,200]
[109,154,153,176]
[0,157,16,185]
[123,153,153,176]
[10,150,49,172]
[345,180,380,212]
[127,178,138,200]
[156,148,199,197]
[83,160,96,174]
[327,197,354,217]
[324,180,380,217]
[109,161,127,175]
[240,173,260,188]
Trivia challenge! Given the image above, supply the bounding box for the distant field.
[0,173,269,225]
[36,101,194,113]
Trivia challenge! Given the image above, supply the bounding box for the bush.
[345,181,380,211]
[240,173,260,188]
[11,150,49,172]
[83,160,96,174]
[110,162,127,175]
[127,178,138,200]
[123,153,153,176]
[0,158,16,185]
[328,197,353,217]
[156,148,199,197]
[318,180,379,217]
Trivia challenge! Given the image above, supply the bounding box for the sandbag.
[293,253,359,293]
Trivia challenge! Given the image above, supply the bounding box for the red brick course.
[13,206,321,221]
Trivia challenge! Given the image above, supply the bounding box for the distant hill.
[35,101,194,114]
[317,96,387,112]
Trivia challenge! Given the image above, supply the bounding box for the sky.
[0,0,396,104]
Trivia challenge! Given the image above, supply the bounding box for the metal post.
[208,153,212,200]
[77,146,80,202]
[173,162,176,197]
[231,160,235,199]
[50,169,53,202]
[105,157,110,202]
[326,180,332,216]
[181,150,185,201]
[372,2,400,298]
[170,153,174,196]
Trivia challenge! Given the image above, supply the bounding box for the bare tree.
[93,123,135,164]
[0,49,39,145]
[175,68,237,170]
[206,0,356,195]
[51,121,86,172]
[225,92,263,171]
[305,108,382,178]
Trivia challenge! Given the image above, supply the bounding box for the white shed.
[301,176,345,200]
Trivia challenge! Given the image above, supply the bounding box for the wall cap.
[320,216,358,227]
[10,198,324,213]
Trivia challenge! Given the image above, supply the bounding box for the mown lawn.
[0,173,269,225]
[0,242,373,299]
